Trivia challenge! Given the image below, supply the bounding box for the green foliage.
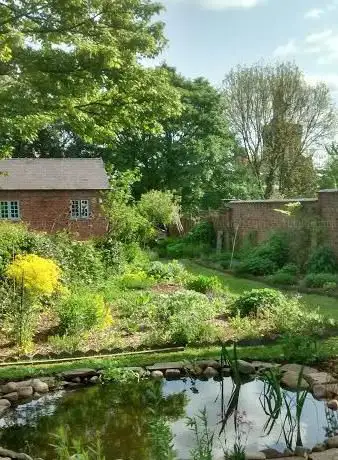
[237,257,277,276]
[303,273,338,289]
[185,275,222,294]
[101,367,141,384]
[232,288,286,317]
[0,0,181,152]
[238,232,290,276]
[307,245,337,274]
[146,260,188,283]
[268,272,297,286]
[57,290,112,336]
[137,190,180,228]
[51,426,105,460]
[166,242,210,259]
[149,291,218,345]
[117,271,154,290]
[0,223,34,276]
[281,333,319,363]
[148,419,176,460]
[279,263,299,275]
[187,408,214,460]
[185,222,216,246]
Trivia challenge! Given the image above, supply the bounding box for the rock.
[0,400,11,408]
[0,382,17,394]
[309,448,338,460]
[305,372,337,387]
[236,360,256,375]
[261,449,284,459]
[165,369,181,380]
[0,407,8,417]
[89,376,99,384]
[221,367,232,377]
[311,444,327,453]
[0,447,33,459]
[61,369,98,381]
[313,384,338,400]
[327,400,338,411]
[281,371,310,391]
[3,392,18,402]
[283,449,294,457]
[251,361,280,371]
[31,379,49,394]
[195,360,221,370]
[72,377,81,384]
[39,377,57,390]
[245,451,266,460]
[146,362,185,372]
[151,370,164,380]
[33,393,41,400]
[203,367,219,378]
[294,446,310,457]
[280,364,318,377]
[327,437,338,449]
[17,387,33,399]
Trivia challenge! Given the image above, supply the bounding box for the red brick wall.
[0,190,108,239]
[228,199,318,246]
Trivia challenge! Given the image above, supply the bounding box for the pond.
[0,376,334,459]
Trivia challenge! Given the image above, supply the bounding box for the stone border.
[0,360,337,460]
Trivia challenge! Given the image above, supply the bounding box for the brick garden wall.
[0,190,108,239]
[214,190,338,255]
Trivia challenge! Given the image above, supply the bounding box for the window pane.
[71,200,80,218]
[80,200,89,218]
[0,202,8,219]
[10,201,19,219]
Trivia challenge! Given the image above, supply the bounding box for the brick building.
[0,158,109,239]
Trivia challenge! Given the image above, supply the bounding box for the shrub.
[137,190,180,227]
[303,273,338,288]
[279,263,299,275]
[6,254,61,296]
[237,257,277,276]
[0,223,35,275]
[185,275,222,294]
[57,290,112,335]
[166,242,210,259]
[238,231,290,276]
[232,288,286,317]
[117,271,154,290]
[146,260,188,283]
[185,221,216,246]
[306,245,337,274]
[268,272,297,286]
[150,291,218,345]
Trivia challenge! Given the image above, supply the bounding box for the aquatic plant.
[187,407,214,460]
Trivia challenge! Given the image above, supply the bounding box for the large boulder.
[31,380,49,394]
[281,372,309,391]
[236,360,256,375]
[309,448,338,460]
[17,387,33,399]
[3,392,18,403]
[0,447,33,459]
[61,368,98,381]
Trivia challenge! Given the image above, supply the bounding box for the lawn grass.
[0,337,336,382]
[183,260,338,321]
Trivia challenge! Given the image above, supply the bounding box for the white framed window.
[70,199,89,219]
[0,201,20,220]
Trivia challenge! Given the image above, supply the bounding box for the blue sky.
[156,0,338,98]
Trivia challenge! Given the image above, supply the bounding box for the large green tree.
[319,142,338,189]
[0,0,181,153]
[12,67,256,211]
[223,62,336,198]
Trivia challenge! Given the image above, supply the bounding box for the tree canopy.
[0,0,181,153]
[222,62,336,198]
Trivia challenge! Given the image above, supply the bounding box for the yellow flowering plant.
[5,254,61,351]
[6,254,61,296]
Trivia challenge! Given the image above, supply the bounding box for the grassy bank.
[184,260,338,321]
[0,337,337,382]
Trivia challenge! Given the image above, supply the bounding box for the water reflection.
[0,377,330,459]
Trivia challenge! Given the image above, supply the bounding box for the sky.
[155,0,338,99]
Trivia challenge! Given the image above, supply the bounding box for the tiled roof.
[0,158,110,190]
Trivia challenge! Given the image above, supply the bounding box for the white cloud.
[305,29,333,44]
[199,0,265,9]
[304,8,324,19]
[305,74,338,95]
[273,40,298,57]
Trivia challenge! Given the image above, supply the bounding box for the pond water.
[0,377,334,459]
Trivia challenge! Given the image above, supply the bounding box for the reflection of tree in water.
[0,380,187,460]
